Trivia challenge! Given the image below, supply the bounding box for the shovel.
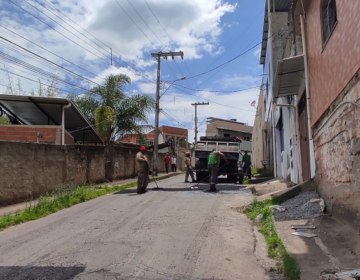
[146,161,160,189]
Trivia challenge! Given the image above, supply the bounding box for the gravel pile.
[273,191,323,221]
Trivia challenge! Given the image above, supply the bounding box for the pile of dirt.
[273,191,323,221]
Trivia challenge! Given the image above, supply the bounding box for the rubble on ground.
[273,191,324,221]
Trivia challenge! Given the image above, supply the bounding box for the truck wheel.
[228,175,237,183]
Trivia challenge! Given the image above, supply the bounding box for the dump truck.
[194,136,243,184]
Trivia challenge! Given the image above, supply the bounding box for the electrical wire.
[22,0,111,58]
[0,25,104,79]
[165,83,261,93]
[114,0,153,45]
[8,0,109,63]
[0,36,102,87]
[33,0,112,56]
[143,0,193,78]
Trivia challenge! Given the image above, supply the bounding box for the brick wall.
[313,69,360,231]
[0,142,166,206]
[0,125,74,144]
[306,0,360,125]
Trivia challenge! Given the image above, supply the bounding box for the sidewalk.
[0,171,183,217]
[273,216,360,280]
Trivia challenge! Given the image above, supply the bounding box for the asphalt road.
[0,175,274,280]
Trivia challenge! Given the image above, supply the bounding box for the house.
[148,125,188,155]
[0,94,103,145]
[205,117,253,153]
[253,0,360,227]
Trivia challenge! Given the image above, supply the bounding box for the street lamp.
[160,76,186,98]
[153,76,186,176]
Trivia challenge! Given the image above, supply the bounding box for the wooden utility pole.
[151,51,184,176]
[191,102,209,145]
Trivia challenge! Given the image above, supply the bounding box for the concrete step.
[248,177,274,184]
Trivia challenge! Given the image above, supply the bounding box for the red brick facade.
[0,125,74,144]
[306,0,360,125]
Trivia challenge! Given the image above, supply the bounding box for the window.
[321,0,337,45]
[224,133,230,137]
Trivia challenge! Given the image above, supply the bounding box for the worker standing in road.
[242,150,252,179]
[207,149,228,192]
[184,152,196,183]
[171,154,177,172]
[164,152,171,173]
[136,146,151,194]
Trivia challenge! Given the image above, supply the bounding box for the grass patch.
[251,167,259,175]
[244,199,300,280]
[0,181,137,232]
[259,170,274,178]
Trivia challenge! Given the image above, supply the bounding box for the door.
[298,94,310,181]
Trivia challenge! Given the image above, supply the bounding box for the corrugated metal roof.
[0,94,103,143]
[273,55,305,97]
[260,0,293,64]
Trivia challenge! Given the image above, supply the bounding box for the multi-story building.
[205,117,253,153]
[253,0,360,228]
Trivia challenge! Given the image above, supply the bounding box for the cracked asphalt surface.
[0,175,274,280]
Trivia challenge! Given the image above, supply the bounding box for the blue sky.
[0,0,265,142]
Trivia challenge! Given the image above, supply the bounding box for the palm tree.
[70,74,155,145]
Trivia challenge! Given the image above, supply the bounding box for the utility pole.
[191,102,209,145]
[151,51,184,176]
[110,48,113,65]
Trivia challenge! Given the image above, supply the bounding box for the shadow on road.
[0,266,86,280]
[113,184,249,195]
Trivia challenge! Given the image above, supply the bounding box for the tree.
[70,74,155,145]
[0,116,11,125]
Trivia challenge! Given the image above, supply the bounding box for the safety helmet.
[185,152,190,155]
[140,146,146,151]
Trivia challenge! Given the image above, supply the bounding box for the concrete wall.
[313,69,360,230]
[252,88,265,169]
[0,125,74,144]
[306,0,360,125]
[0,141,166,206]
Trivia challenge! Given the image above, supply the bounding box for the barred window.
[321,0,337,45]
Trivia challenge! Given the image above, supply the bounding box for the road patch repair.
[246,181,360,280]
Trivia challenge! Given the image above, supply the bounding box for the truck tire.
[228,175,237,183]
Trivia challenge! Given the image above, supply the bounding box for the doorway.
[298,93,310,181]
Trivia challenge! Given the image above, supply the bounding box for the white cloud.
[218,74,261,89]
[253,47,261,56]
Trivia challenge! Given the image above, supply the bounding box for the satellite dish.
[250,101,256,107]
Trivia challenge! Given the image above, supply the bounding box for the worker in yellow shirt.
[184,152,196,183]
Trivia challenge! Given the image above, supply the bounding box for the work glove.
[148,170,153,175]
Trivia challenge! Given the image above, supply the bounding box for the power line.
[8,0,109,63]
[0,67,89,93]
[0,24,104,80]
[171,85,256,112]
[36,0,157,84]
[165,83,261,93]
[0,36,102,87]
[185,41,262,81]
[22,0,111,59]
[33,0,112,56]
[41,0,111,50]
[114,0,153,45]
[143,0,193,78]
[126,0,166,48]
